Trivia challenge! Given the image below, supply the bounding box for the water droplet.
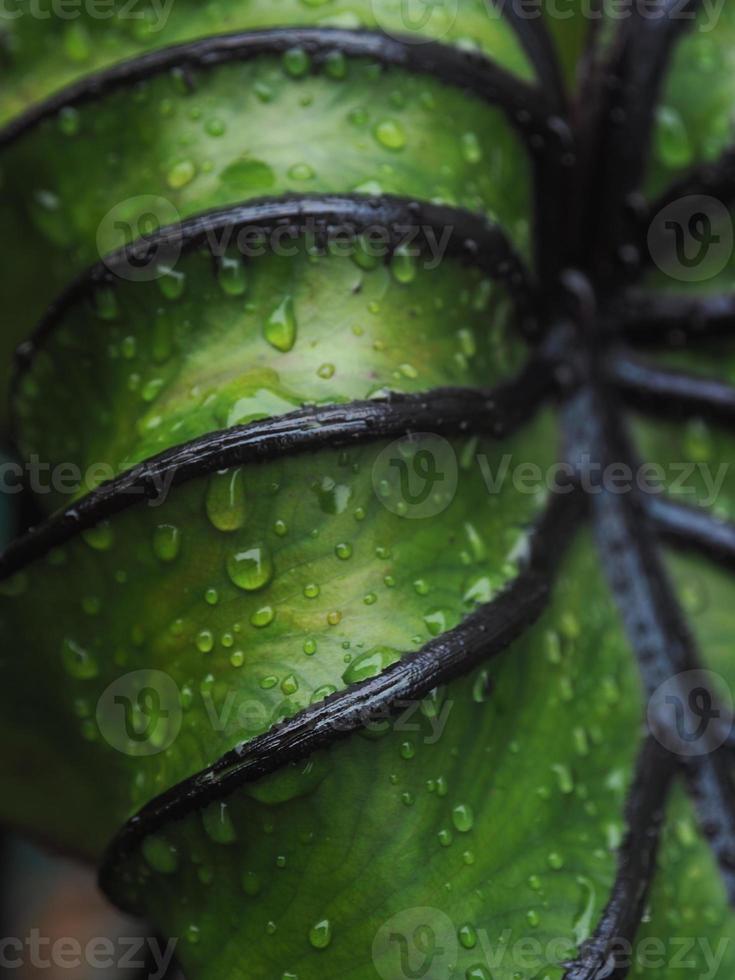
[206,469,247,531]
[461,131,483,164]
[656,105,693,169]
[308,919,332,949]
[452,804,474,833]
[153,524,181,562]
[142,835,179,874]
[264,296,298,352]
[218,255,248,296]
[82,522,114,551]
[196,630,214,654]
[335,542,353,560]
[251,605,275,628]
[465,965,490,980]
[547,851,564,870]
[167,159,196,189]
[342,646,399,684]
[375,119,406,150]
[227,545,274,591]
[391,245,417,284]
[283,47,311,78]
[202,802,237,844]
[458,923,478,949]
[61,638,98,679]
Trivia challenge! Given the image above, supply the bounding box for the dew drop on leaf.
[227,544,274,591]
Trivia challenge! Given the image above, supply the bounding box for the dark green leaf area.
[0,412,553,856]
[112,535,644,980]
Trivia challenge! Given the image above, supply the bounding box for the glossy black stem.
[610,350,735,423]
[563,738,677,980]
[100,489,583,908]
[0,359,554,580]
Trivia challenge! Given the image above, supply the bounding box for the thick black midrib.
[0,7,734,977]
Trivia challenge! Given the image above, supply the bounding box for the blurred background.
[0,456,182,979]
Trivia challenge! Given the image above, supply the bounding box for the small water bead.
[391,245,417,284]
[185,925,201,945]
[400,740,416,760]
[230,650,245,668]
[458,923,478,950]
[260,675,279,690]
[276,855,287,868]
[251,605,275,628]
[82,521,114,551]
[196,630,214,654]
[283,47,311,77]
[413,579,430,596]
[324,50,347,79]
[203,115,226,137]
[227,544,274,591]
[281,674,299,695]
[61,638,99,679]
[526,910,540,928]
[335,542,353,560]
[266,921,277,936]
[303,639,317,656]
[205,588,219,606]
[157,266,186,300]
[202,801,237,844]
[552,763,574,795]
[461,131,483,164]
[342,646,399,684]
[655,105,693,169]
[317,363,336,379]
[274,519,289,537]
[528,874,543,892]
[452,804,474,833]
[547,851,564,870]
[288,162,316,181]
[438,829,453,847]
[309,920,332,949]
[327,611,342,626]
[58,106,80,136]
[465,966,491,980]
[375,119,406,150]
[218,255,248,296]
[142,835,179,874]
[167,159,196,189]
[363,592,378,605]
[264,296,298,352]
[153,524,181,562]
